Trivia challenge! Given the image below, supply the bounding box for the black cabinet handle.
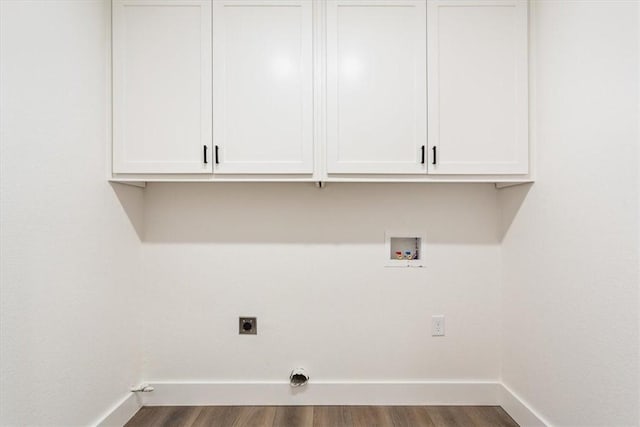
[421,145,425,164]
[203,145,208,164]
[432,146,437,165]
[215,145,220,164]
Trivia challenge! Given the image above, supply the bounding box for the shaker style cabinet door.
[326,0,428,174]
[112,0,212,174]
[212,0,313,174]
[427,0,528,175]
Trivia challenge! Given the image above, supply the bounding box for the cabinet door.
[112,0,212,174]
[427,0,528,175]
[326,0,427,174]
[212,0,313,174]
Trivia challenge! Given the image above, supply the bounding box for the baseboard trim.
[95,381,551,426]
[94,392,141,427]
[138,381,501,406]
[499,383,550,427]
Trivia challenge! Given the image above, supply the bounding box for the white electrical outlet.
[432,315,445,336]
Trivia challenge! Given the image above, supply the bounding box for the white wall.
[2,0,638,425]
[142,183,502,382]
[499,1,639,426]
[0,1,144,425]
[0,0,501,421]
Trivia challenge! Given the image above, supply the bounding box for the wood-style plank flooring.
[125,406,519,427]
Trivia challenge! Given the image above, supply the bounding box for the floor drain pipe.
[289,368,309,387]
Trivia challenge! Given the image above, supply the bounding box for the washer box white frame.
[384,231,426,268]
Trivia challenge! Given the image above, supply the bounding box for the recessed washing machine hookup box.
[385,232,425,268]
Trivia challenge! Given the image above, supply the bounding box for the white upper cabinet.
[427,0,529,175]
[110,0,531,181]
[112,0,212,174]
[212,0,313,174]
[326,0,428,174]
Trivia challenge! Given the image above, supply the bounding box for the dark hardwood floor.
[125,406,519,427]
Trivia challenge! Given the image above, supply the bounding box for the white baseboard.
[138,381,501,406]
[94,393,142,427]
[95,381,551,427]
[499,383,550,427]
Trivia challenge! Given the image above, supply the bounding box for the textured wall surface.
[0,1,144,425]
[141,183,502,382]
[499,1,640,425]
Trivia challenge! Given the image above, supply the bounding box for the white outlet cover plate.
[432,315,445,336]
